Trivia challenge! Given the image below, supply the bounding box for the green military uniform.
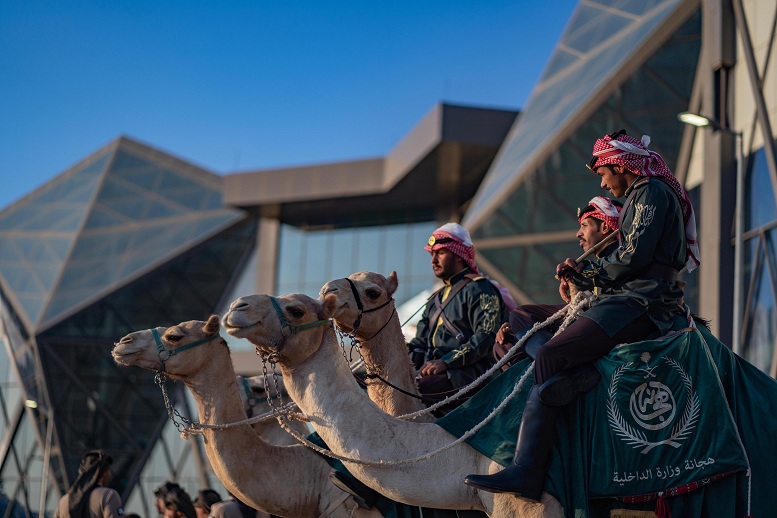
[572,178,686,337]
[408,268,506,388]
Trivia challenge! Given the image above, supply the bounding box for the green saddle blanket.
[437,324,777,517]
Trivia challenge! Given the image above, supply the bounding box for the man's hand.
[555,258,582,280]
[495,322,515,346]
[419,359,449,377]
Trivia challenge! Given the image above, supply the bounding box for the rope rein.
[167,292,593,469]
[271,293,593,467]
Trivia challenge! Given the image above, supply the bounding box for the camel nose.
[116,336,132,345]
[323,286,338,294]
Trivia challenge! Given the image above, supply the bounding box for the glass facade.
[0,138,254,515]
[0,0,773,515]
[470,9,701,304]
[742,146,777,372]
[276,221,438,306]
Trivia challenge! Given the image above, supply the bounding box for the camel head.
[319,271,399,336]
[112,315,225,379]
[222,293,337,366]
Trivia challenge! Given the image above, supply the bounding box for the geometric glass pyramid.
[0,136,244,331]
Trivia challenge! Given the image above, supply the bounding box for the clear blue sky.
[0,0,578,211]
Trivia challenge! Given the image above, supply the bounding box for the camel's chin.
[112,355,155,370]
[223,324,253,339]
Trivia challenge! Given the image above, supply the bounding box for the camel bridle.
[150,327,221,433]
[153,327,220,367]
[263,296,331,361]
[341,277,395,335]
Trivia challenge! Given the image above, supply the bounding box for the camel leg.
[463,385,559,502]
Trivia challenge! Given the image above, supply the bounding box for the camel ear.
[204,315,220,336]
[386,271,399,297]
[320,293,338,319]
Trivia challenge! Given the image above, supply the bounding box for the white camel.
[112,316,382,518]
[223,293,562,517]
[320,271,433,421]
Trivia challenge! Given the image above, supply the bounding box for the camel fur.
[235,374,309,445]
[320,271,433,421]
[112,316,381,518]
[223,293,562,517]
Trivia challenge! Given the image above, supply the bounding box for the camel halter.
[150,327,221,434]
[342,278,394,333]
[153,328,220,367]
[264,296,331,361]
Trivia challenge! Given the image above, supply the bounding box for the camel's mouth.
[111,346,139,366]
[221,311,259,332]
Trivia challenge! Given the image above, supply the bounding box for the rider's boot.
[463,385,559,502]
[538,363,600,406]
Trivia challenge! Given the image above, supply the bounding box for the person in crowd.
[407,222,507,410]
[492,196,622,370]
[153,482,180,517]
[55,450,123,518]
[464,129,699,501]
[164,487,196,518]
[193,489,253,518]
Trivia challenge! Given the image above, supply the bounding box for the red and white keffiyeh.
[424,222,480,274]
[590,132,700,272]
[579,196,621,230]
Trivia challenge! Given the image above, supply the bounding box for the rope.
[272,363,535,467]
[396,291,593,420]
[179,402,303,437]
[271,293,594,466]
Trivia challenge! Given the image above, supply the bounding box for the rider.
[408,222,507,409]
[492,196,622,370]
[464,130,699,501]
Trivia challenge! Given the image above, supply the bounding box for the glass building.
[0,0,775,515]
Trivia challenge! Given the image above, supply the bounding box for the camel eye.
[288,307,305,319]
[365,289,381,300]
[165,333,183,343]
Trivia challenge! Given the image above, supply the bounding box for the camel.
[112,316,382,518]
[319,271,433,421]
[222,293,562,517]
[235,374,310,445]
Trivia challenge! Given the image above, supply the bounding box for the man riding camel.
[408,222,507,409]
[492,196,623,370]
[464,129,700,502]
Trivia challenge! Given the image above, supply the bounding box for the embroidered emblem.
[480,293,500,333]
[619,202,655,259]
[607,352,699,454]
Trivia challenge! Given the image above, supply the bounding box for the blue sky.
[1,0,578,210]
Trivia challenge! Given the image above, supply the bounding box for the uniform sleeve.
[440,282,501,369]
[571,183,672,291]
